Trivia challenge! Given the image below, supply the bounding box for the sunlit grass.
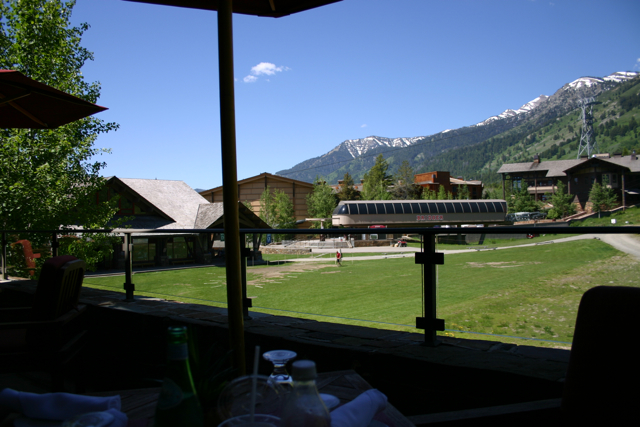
[83,239,640,348]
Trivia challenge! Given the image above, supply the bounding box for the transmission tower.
[577,97,601,158]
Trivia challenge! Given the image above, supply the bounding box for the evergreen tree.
[437,185,448,200]
[589,182,617,218]
[337,172,359,201]
[391,160,420,199]
[457,185,470,200]
[546,181,576,219]
[508,186,539,213]
[422,188,437,200]
[361,155,393,200]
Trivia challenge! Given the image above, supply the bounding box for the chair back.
[31,255,86,321]
[562,285,640,424]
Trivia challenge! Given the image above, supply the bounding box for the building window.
[133,238,156,262]
[166,236,194,260]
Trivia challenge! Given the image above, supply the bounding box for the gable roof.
[107,177,271,231]
[194,203,271,229]
[497,159,584,177]
[498,155,640,178]
[199,172,314,196]
[107,177,209,229]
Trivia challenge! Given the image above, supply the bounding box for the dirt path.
[246,263,335,286]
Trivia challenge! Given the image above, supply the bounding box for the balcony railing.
[3,225,639,347]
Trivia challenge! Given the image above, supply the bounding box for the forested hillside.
[421,75,640,185]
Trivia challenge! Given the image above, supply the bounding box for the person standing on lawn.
[336,249,342,266]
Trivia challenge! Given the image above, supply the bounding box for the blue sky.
[73,0,640,190]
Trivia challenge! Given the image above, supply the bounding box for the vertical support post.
[501,174,506,200]
[415,233,444,347]
[123,233,135,302]
[51,233,58,257]
[218,0,246,375]
[1,232,7,280]
[240,232,251,320]
[622,172,626,211]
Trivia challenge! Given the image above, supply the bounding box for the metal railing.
[3,225,639,347]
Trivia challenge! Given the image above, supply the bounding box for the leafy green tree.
[361,155,392,200]
[337,172,359,201]
[589,182,617,218]
[306,177,337,229]
[546,181,576,219]
[259,186,296,242]
[259,186,276,228]
[0,0,120,274]
[273,190,296,238]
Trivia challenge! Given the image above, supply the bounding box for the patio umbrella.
[124,0,341,374]
[0,70,107,129]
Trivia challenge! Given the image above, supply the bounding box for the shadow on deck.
[0,278,568,421]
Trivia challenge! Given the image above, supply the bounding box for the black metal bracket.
[415,252,444,265]
[416,317,445,331]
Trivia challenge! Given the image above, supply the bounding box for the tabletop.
[1,370,414,427]
[108,369,414,427]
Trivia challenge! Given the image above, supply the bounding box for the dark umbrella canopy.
[125,0,341,17]
[0,70,108,129]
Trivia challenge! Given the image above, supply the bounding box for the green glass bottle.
[154,326,204,427]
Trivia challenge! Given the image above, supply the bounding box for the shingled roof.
[497,155,640,177]
[107,177,270,231]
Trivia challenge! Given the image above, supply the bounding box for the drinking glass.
[217,375,285,420]
[218,414,280,427]
[262,350,297,386]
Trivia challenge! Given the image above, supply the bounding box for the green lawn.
[571,205,640,227]
[84,239,640,348]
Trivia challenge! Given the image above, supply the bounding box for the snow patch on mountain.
[330,136,425,159]
[564,71,637,90]
[475,95,549,127]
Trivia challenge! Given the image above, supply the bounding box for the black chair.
[408,285,640,426]
[0,255,88,391]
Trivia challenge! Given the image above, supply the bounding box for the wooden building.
[497,153,640,209]
[414,171,483,199]
[199,172,315,228]
[100,177,269,269]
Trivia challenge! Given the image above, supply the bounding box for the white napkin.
[330,389,387,427]
[14,408,128,427]
[0,388,125,426]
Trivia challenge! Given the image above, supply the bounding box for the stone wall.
[260,247,312,255]
[354,239,397,247]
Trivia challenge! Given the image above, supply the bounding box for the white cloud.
[635,58,640,70]
[361,124,367,128]
[243,62,290,83]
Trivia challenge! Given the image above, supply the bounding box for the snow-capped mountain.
[277,71,638,183]
[476,95,550,127]
[565,71,638,90]
[330,136,425,160]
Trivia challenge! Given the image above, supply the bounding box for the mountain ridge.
[276,71,639,184]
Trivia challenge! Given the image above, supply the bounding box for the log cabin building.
[497,152,640,210]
